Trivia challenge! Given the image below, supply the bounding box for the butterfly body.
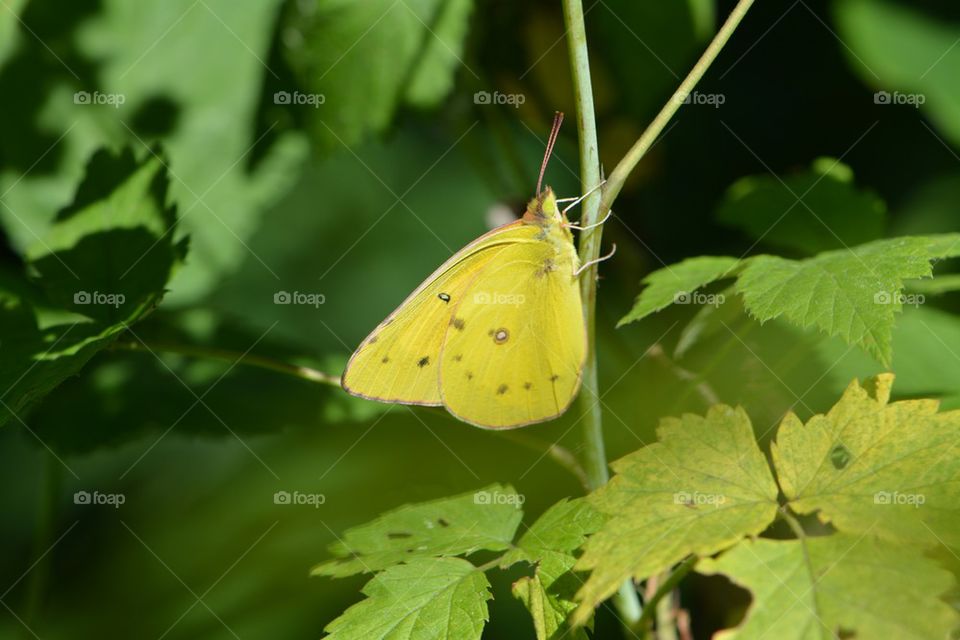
[341,188,587,429]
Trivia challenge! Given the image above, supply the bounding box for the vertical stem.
[561,0,643,628]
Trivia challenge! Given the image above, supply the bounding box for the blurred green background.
[1,0,959,637]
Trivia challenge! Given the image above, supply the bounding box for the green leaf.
[572,405,779,623]
[773,374,960,548]
[504,499,602,640]
[617,256,740,327]
[313,484,523,577]
[0,147,183,427]
[738,235,960,365]
[697,535,958,640]
[284,0,473,149]
[835,0,960,146]
[716,158,886,254]
[324,557,491,640]
[404,0,473,107]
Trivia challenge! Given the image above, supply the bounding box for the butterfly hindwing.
[438,234,586,428]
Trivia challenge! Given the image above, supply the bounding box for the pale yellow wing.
[438,238,586,429]
[341,221,544,405]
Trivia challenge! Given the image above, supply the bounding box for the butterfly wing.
[438,233,586,429]
[342,221,543,405]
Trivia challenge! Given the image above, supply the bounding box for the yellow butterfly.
[342,113,610,429]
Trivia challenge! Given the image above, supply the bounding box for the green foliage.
[0,147,182,426]
[503,499,602,640]
[566,375,960,635]
[325,557,491,640]
[716,158,886,254]
[698,535,957,640]
[284,0,473,149]
[620,234,960,365]
[571,404,779,622]
[774,374,960,548]
[836,0,960,145]
[313,484,522,578]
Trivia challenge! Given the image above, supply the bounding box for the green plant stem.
[598,0,756,219]
[561,0,643,628]
[634,556,698,638]
[562,0,756,630]
[23,452,62,635]
[111,339,342,386]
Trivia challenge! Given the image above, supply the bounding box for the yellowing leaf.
[324,557,491,640]
[313,484,522,577]
[504,499,602,639]
[773,374,960,548]
[572,405,779,623]
[698,535,958,640]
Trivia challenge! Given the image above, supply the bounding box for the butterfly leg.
[559,179,607,215]
[565,209,612,231]
[574,243,617,277]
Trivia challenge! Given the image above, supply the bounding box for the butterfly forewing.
[341,222,538,405]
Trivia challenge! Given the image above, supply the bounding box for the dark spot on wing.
[549,374,560,382]
[438,292,450,303]
[497,384,508,395]
[368,336,378,344]
[453,354,463,362]
[523,382,532,390]
[417,356,430,368]
[387,532,412,539]
[493,328,509,344]
[451,317,465,331]
[437,518,449,527]
[381,356,390,363]
[466,371,474,380]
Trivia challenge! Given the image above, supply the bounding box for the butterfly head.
[523,186,566,224]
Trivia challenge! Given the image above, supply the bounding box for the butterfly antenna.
[536,112,564,197]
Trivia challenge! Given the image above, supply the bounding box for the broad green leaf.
[907,274,960,295]
[504,499,602,640]
[404,0,473,107]
[617,256,740,326]
[817,305,960,406]
[737,234,960,365]
[573,405,779,623]
[773,374,960,548]
[284,0,473,149]
[0,0,306,303]
[717,158,886,254]
[324,557,491,640]
[313,484,523,577]
[0,147,183,427]
[836,0,960,146]
[698,535,958,640]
